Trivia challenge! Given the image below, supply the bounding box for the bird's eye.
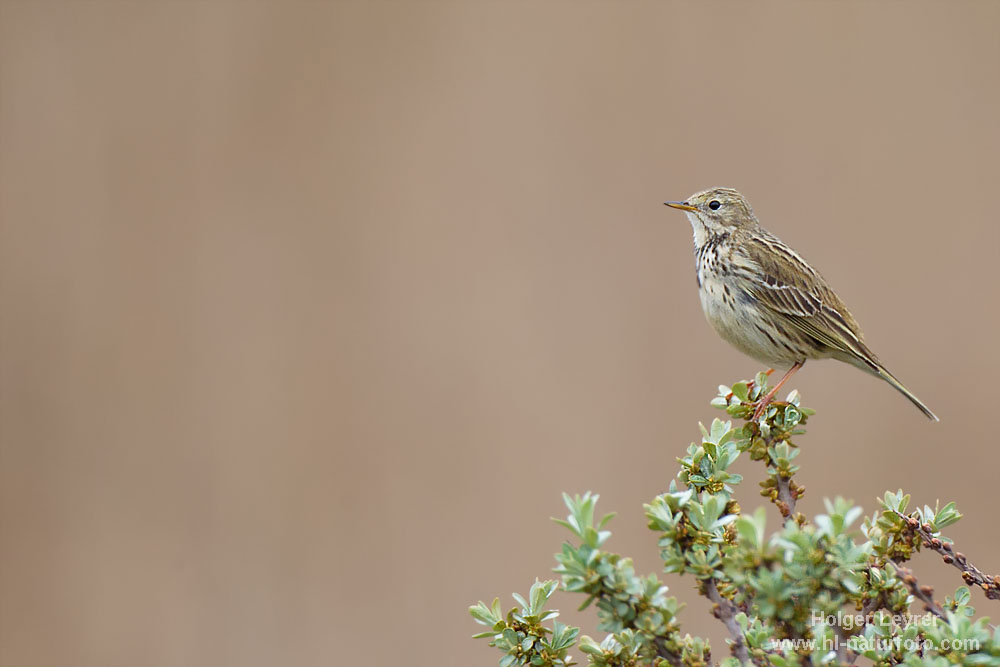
[708,200,721,210]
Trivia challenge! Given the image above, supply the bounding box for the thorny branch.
[893,510,1000,601]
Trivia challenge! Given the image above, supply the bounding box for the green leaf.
[470,599,501,626]
[731,382,750,402]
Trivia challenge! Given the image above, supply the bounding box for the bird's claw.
[751,399,791,422]
[751,397,772,421]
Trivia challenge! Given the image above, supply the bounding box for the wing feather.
[733,233,880,369]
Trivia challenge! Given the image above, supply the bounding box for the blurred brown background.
[1,2,998,665]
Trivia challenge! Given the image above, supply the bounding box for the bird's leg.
[726,368,774,401]
[751,362,803,421]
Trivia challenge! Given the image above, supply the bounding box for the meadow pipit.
[665,187,937,421]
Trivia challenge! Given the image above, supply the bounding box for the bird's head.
[664,187,759,238]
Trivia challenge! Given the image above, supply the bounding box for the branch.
[888,561,945,620]
[834,624,851,665]
[775,474,800,520]
[860,590,886,618]
[651,638,683,667]
[893,510,1000,601]
[704,578,752,665]
[843,580,890,664]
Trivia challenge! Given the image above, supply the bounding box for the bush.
[470,373,1000,666]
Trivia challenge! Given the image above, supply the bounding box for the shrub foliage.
[471,373,1000,666]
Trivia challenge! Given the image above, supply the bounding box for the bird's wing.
[732,233,880,368]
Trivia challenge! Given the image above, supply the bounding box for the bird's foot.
[749,363,803,420]
[751,395,774,421]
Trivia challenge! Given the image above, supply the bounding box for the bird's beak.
[664,201,698,212]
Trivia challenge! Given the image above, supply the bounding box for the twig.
[704,578,752,665]
[745,404,804,523]
[775,474,799,519]
[833,625,851,665]
[840,583,890,665]
[888,561,946,620]
[893,510,1000,601]
[651,638,683,667]
[860,590,885,618]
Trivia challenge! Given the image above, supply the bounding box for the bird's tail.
[833,340,939,421]
[872,364,939,422]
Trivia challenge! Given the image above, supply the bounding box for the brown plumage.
[665,187,937,421]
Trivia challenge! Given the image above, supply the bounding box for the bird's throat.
[688,214,712,249]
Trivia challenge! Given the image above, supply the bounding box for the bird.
[664,187,937,421]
